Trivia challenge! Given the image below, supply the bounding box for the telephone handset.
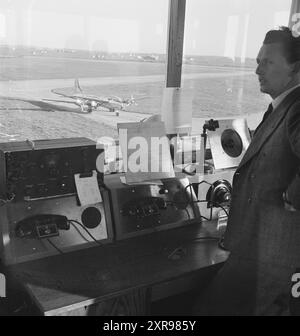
[15,214,70,239]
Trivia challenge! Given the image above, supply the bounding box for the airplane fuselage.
[71,94,126,112]
[50,80,134,114]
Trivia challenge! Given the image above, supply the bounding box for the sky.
[0,0,293,58]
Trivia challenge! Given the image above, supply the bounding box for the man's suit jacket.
[225,86,300,267]
[195,87,300,315]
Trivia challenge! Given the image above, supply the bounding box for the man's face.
[255,43,295,99]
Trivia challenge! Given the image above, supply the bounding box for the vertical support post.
[166,0,186,88]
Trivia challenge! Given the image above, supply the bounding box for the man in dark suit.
[195,27,300,315]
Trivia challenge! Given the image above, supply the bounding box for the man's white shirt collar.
[272,84,300,110]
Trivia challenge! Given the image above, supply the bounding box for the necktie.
[253,103,273,136]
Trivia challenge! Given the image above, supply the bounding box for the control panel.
[105,174,201,240]
[0,138,113,265]
[0,138,103,201]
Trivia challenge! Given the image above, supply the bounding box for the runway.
[0,70,253,98]
[0,69,255,130]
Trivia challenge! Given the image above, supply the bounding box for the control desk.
[6,220,228,316]
[0,137,230,315]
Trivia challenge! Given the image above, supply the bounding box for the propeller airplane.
[0,79,144,116]
[43,79,139,115]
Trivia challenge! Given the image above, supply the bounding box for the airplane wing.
[51,89,110,103]
[0,95,84,113]
[43,98,81,107]
[51,89,68,96]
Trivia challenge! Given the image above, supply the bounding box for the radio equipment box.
[105,174,201,240]
[0,138,113,264]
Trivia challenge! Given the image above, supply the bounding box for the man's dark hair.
[263,26,300,63]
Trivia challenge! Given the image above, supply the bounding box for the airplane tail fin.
[130,95,138,105]
[74,79,83,94]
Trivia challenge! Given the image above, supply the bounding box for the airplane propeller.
[124,95,138,106]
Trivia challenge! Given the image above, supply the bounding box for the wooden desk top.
[7,221,229,315]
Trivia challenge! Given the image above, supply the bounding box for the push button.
[248,197,252,204]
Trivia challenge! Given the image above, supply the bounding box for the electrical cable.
[206,200,229,217]
[184,208,191,220]
[184,180,213,195]
[150,180,230,223]
[166,198,229,221]
[47,238,64,254]
[165,198,211,221]
[165,181,231,256]
[68,219,102,245]
[69,221,90,242]
[165,200,190,218]
[196,199,229,220]
[183,180,231,217]
[0,193,15,206]
[218,235,229,251]
[184,181,213,210]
